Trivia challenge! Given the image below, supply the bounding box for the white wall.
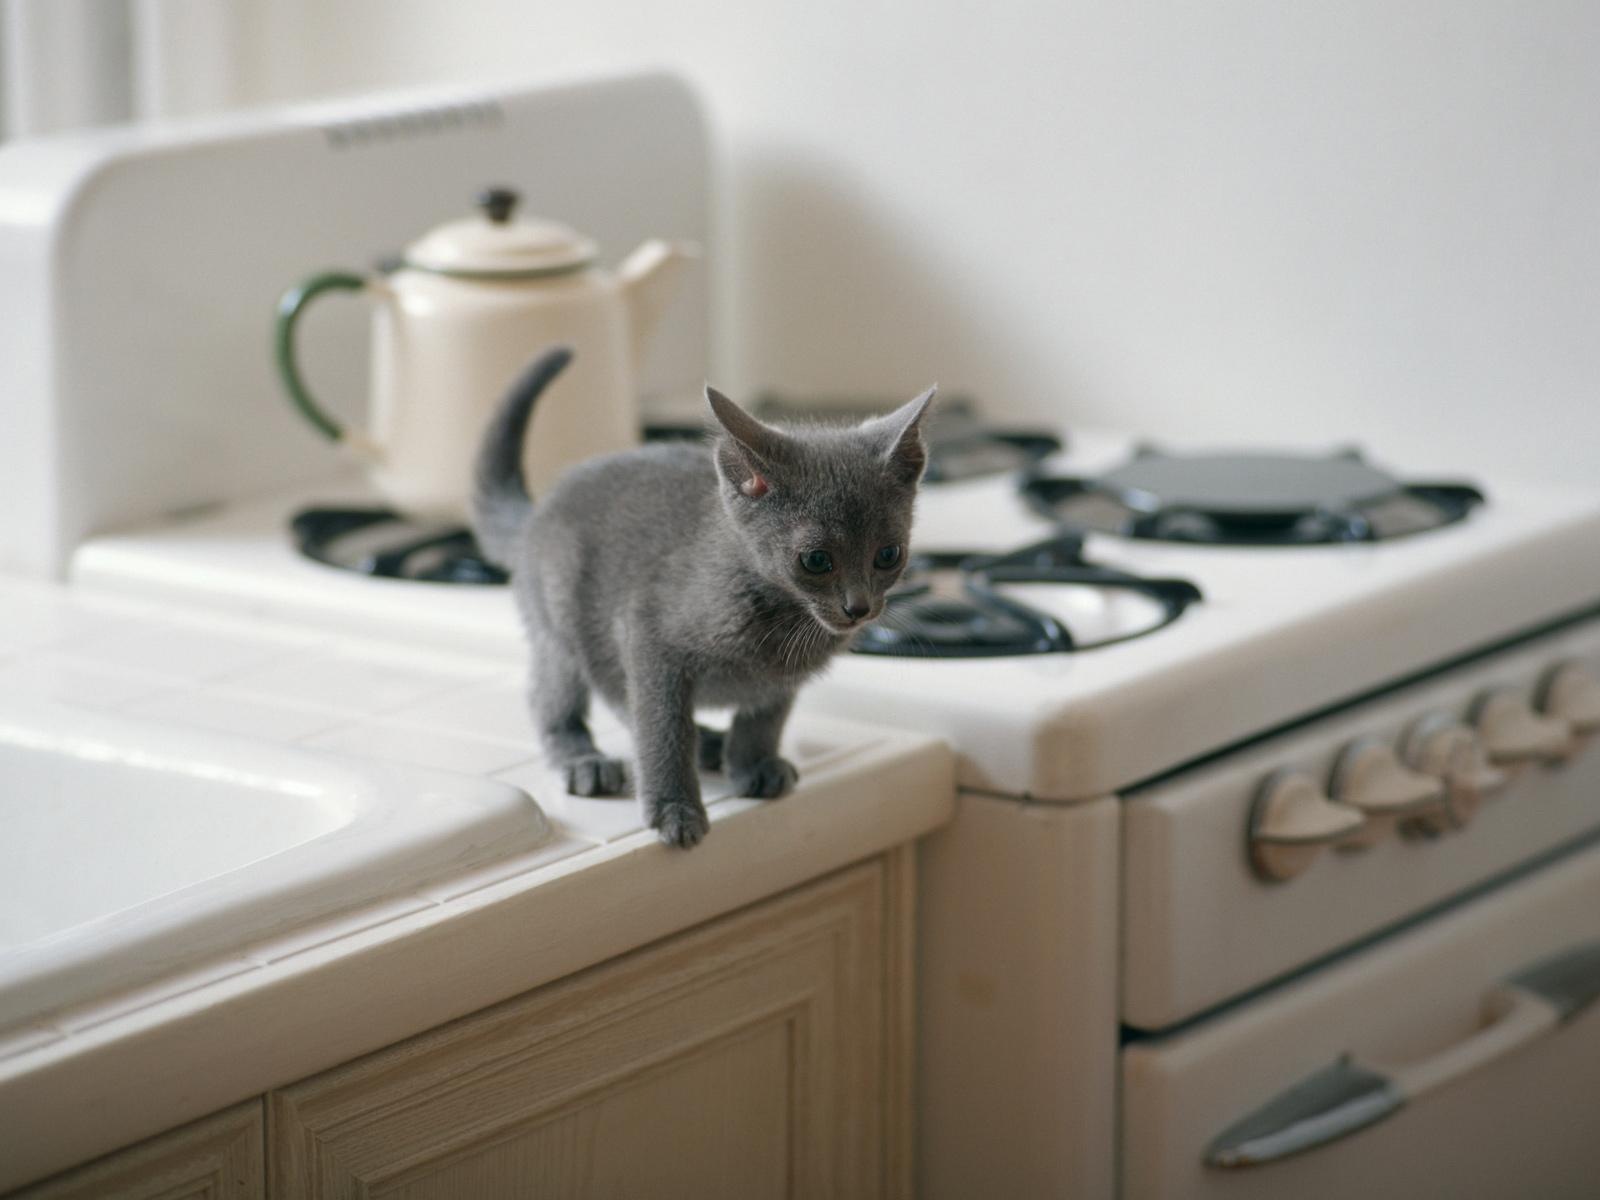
[239,0,1598,485]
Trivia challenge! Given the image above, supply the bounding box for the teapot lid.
[404,187,597,277]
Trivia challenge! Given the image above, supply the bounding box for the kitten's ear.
[876,385,936,484]
[707,385,788,498]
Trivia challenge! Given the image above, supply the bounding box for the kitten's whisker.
[872,606,937,654]
[792,614,825,670]
[775,616,801,670]
[787,616,815,670]
[751,618,784,658]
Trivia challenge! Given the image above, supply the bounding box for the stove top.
[287,510,1203,658]
[70,429,1600,800]
[1020,447,1485,545]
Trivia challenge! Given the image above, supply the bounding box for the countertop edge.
[0,734,954,1192]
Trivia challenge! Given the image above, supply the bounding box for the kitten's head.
[706,385,935,634]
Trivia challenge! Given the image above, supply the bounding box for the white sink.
[0,700,550,1032]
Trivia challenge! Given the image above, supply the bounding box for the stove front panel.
[1122,617,1600,1030]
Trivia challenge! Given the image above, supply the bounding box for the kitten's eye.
[874,544,903,570]
[799,549,834,575]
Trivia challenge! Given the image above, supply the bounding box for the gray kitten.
[472,346,933,848]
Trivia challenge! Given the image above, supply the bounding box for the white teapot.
[275,187,696,516]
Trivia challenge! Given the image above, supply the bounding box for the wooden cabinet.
[270,852,913,1199]
[7,852,912,1200]
[12,1101,264,1200]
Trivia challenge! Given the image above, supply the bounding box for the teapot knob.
[477,186,519,224]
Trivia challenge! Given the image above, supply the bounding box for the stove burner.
[752,395,1063,484]
[1020,448,1485,545]
[291,508,1199,657]
[852,535,1201,658]
[291,508,505,583]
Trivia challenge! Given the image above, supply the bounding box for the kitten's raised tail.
[470,345,573,566]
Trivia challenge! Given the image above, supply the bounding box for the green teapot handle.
[274,271,367,443]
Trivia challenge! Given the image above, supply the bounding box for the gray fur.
[471,345,574,563]
[471,346,934,848]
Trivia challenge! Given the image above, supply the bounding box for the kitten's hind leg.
[527,645,628,797]
[725,692,800,800]
[696,724,726,773]
[565,749,629,797]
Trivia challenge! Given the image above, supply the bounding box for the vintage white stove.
[815,438,1600,1199]
[6,71,1600,1200]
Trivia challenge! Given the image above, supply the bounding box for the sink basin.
[0,700,550,1032]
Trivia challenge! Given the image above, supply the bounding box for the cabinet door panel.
[10,1101,263,1200]
[271,854,911,1200]
[383,1016,793,1200]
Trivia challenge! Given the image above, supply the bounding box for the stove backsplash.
[0,71,710,579]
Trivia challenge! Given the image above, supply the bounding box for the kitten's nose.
[842,599,870,622]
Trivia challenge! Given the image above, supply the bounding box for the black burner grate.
[291,508,505,584]
[289,510,1200,658]
[851,535,1201,658]
[1021,448,1485,545]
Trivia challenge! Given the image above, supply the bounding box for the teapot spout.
[617,239,700,366]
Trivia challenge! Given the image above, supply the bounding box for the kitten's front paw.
[731,756,800,800]
[566,754,629,797]
[650,797,710,849]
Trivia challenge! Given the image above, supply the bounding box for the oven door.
[1121,837,1600,1200]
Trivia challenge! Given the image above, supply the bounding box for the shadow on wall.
[724,144,1083,416]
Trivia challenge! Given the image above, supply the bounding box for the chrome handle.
[1205,939,1600,1168]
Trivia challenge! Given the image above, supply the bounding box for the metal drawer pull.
[1205,938,1600,1168]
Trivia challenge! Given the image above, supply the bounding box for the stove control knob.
[1538,662,1600,758]
[1328,736,1446,850]
[1248,769,1367,882]
[1473,688,1572,768]
[1400,713,1509,835]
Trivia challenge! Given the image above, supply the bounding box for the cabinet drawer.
[270,853,912,1199]
[1122,839,1600,1200]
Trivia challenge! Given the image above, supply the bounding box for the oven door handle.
[1205,938,1600,1169]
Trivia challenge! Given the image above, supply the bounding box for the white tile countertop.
[0,579,953,1190]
